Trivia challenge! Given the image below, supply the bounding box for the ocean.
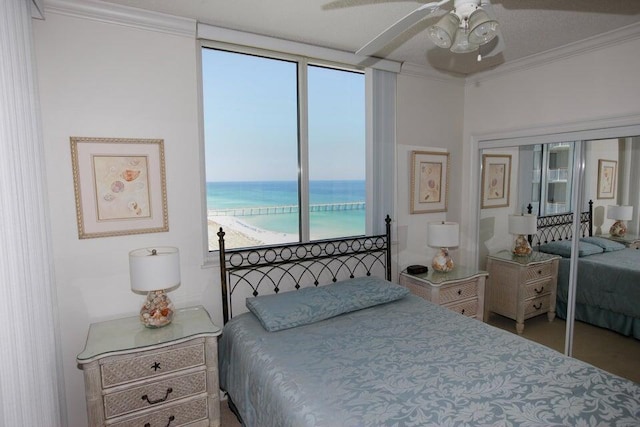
[206,180,365,240]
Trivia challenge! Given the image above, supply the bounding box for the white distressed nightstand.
[77,305,222,427]
[485,250,560,334]
[597,233,640,250]
[399,267,488,320]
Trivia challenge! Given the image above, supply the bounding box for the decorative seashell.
[122,169,140,181]
[111,181,124,193]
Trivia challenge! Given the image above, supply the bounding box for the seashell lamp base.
[432,247,454,273]
[512,234,532,257]
[140,290,174,328]
[609,220,627,237]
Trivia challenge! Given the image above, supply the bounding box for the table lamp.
[129,246,180,328]
[508,214,537,256]
[427,221,459,272]
[607,205,633,237]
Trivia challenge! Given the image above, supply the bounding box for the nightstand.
[485,250,560,334]
[77,306,222,427]
[399,267,488,320]
[597,233,640,250]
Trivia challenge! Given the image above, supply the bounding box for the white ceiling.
[100,0,640,75]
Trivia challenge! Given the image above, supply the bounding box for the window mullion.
[298,59,310,242]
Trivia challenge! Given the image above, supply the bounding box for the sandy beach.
[208,213,296,250]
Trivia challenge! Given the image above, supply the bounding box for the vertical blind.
[0,0,64,424]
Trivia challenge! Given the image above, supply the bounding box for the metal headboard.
[528,200,593,248]
[218,215,392,324]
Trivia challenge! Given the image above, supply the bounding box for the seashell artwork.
[122,169,141,181]
[111,180,125,193]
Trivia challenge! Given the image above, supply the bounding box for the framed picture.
[410,151,449,214]
[597,159,617,199]
[481,154,511,209]
[70,137,169,239]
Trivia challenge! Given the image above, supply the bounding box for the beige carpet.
[487,312,640,384]
[219,314,640,426]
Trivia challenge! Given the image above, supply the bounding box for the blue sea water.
[207,180,365,240]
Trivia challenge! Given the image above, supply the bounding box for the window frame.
[199,41,368,262]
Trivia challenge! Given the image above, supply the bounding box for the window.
[202,46,365,251]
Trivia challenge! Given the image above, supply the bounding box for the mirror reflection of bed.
[479,137,640,384]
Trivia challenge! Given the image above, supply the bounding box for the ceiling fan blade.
[356,0,451,56]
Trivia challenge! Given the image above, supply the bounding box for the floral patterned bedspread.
[219,294,640,427]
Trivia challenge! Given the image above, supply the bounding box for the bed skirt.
[556,300,640,340]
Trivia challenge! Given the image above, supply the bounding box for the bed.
[530,201,640,339]
[217,217,640,426]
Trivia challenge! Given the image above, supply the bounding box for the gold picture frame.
[481,154,511,209]
[71,137,169,239]
[597,159,617,199]
[410,151,449,214]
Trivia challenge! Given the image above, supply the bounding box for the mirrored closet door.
[477,133,640,384]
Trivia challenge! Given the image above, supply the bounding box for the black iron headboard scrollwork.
[218,215,392,324]
[527,200,593,248]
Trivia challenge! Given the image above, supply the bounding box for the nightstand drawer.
[439,280,477,304]
[524,296,550,317]
[104,369,207,419]
[523,278,553,300]
[110,396,208,427]
[444,299,478,317]
[101,343,205,387]
[524,263,553,282]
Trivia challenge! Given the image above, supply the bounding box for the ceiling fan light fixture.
[468,8,498,45]
[427,13,460,49]
[450,28,478,53]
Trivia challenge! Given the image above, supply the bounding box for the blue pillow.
[323,276,410,313]
[537,240,603,258]
[246,276,408,332]
[580,236,626,252]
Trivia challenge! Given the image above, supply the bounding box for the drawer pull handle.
[142,388,173,405]
[461,309,465,315]
[533,302,543,310]
[457,289,462,295]
[534,286,544,294]
[151,362,161,371]
[537,270,542,275]
[144,415,175,427]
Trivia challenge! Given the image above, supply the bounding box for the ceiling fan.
[356,0,504,61]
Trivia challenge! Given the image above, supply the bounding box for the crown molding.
[467,21,640,84]
[399,62,465,85]
[43,0,196,37]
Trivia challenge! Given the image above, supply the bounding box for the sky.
[201,47,365,182]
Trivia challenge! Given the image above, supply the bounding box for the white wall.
[585,139,619,235]
[478,146,520,269]
[32,12,224,427]
[461,36,640,265]
[395,72,465,269]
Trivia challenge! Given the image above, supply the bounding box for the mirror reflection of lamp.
[607,205,633,237]
[129,247,180,328]
[427,222,459,272]
[508,214,537,257]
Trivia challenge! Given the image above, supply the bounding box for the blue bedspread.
[219,295,640,427]
[556,248,640,337]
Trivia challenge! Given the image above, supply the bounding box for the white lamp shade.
[427,222,459,248]
[129,247,181,292]
[508,214,538,235]
[606,205,633,221]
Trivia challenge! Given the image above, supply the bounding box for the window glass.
[202,48,365,250]
[308,65,365,240]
